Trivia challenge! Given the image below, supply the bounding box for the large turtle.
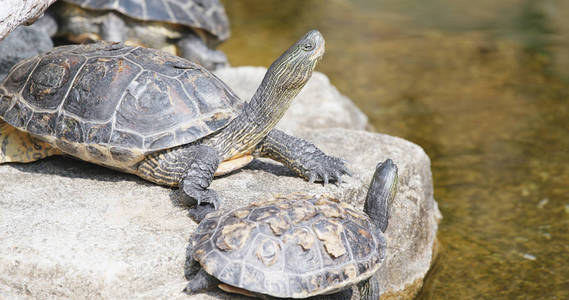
[48,0,230,70]
[0,30,348,210]
[184,159,398,299]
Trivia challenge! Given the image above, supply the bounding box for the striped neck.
[205,67,308,160]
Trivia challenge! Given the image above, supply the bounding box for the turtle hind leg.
[0,120,61,163]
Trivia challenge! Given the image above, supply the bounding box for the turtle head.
[364,159,398,233]
[266,29,325,90]
[211,31,325,159]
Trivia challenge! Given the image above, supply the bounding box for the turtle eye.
[300,41,315,51]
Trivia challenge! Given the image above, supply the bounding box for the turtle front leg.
[137,144,221,209]
[177,33,229,70]
[253,129,350,184]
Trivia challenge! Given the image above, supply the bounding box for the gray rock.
[0,68,439,299]
[0,129,439,299]
[0,0,56,40]
[0,17,54,81]
[215,66,370,133]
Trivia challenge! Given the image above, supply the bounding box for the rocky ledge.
[0,68,440,299]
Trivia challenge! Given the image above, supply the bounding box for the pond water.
[220,0,569,298]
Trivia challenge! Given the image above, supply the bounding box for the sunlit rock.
[0,67,439,299]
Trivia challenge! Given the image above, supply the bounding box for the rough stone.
[0,17,54,81]
[0,129,439,299]
[0,68,439,299]
[0,0,56,41]
[215,66,370,133]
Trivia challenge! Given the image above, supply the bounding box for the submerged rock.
[0,68,439,299]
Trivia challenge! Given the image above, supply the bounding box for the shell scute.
[218,262,242,286]
[312,219,348,259]
[241,265,267,295]
[22,55,85,111]
[248,206,280,222]
[186,74,231,113]
[143,132,174,150]
[288,200,317,223]
[144,0,172,20]
[201,250,228,276]
[266,214,290,236]
[2,58,38,94]
[196,216,220,234]
[55,114,84,143]
[118,0,143,17]
[115,71,194,136]
[3,101,32,129]
[283,233,321,274]
[109,146,137,162]
[344,221,376,261]
[86,145,107,162]
[166,1,194,26]
[27,112,57,136]
[56,139,80,156]
[247,236,283,271]
[63,57,140,122]
[0,94,14,118]
[79,41,134,57]
[109,130,144,149]
[85,122,113,144]
[125,47,195,77]
[214,219,255,252]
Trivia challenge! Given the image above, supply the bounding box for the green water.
[219,0,569,298]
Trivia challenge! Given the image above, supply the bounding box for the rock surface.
[0,0,56,40]
[0,68,439,299]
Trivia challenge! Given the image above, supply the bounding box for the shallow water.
[220,0,569,298]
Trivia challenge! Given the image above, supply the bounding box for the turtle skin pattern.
[64,0,230,41]
[190,194,386,298]
[0,42,241,169]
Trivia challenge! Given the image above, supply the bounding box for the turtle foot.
[183,187,221,209]
[304,154,351,185]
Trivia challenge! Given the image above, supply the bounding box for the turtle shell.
[63,0,230,42]
[0,42,242,168]
[190,194,386,298]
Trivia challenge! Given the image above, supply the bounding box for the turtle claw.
[334,171,342,186]
[184,185,221,210]
[308,173,317,184]
[302,155,350,185]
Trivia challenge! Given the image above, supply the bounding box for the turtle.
[0,30,349,210]
[47,0,230,70]
[184,159,398,299]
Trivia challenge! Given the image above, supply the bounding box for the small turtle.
[48,0,230,70]
[0,30,348,210]
[185,159,398,299]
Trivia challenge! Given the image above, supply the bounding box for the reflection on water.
[220,0,569,298]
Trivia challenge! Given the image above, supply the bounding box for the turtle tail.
[0,120,61,163]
